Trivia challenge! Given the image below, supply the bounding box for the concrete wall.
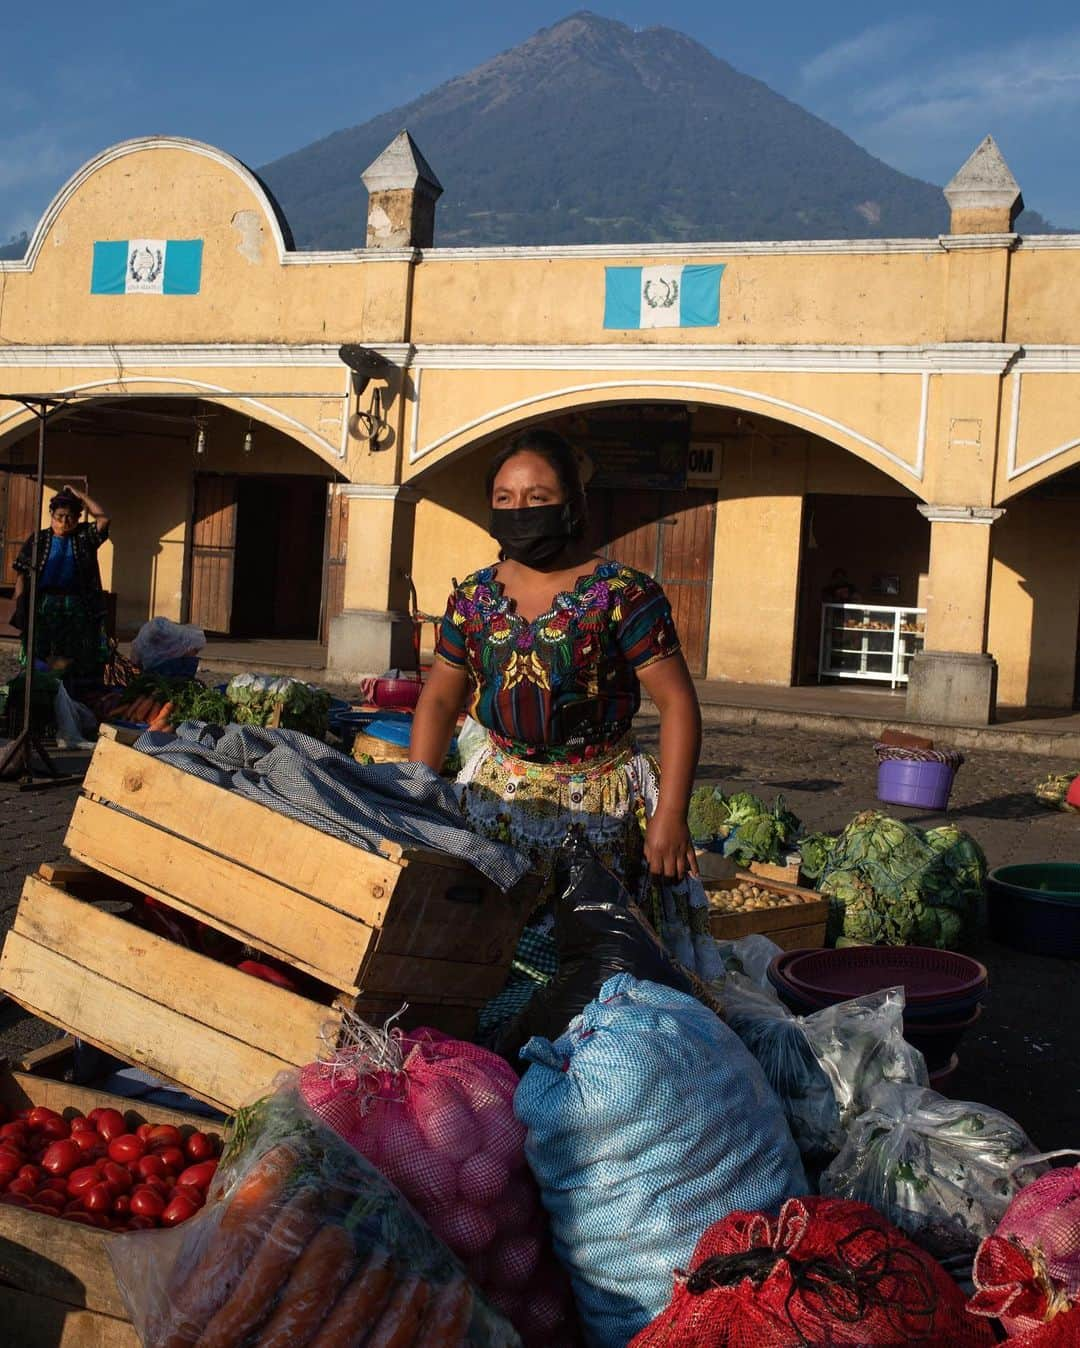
[989,493,1080,708]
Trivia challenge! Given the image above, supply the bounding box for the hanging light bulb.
[242,425,254,455]
[195,424,207,456]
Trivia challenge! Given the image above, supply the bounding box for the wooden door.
[188,475,237,635]
[1,471,37,587]
[320,487,348,644]
[596,488,716,677]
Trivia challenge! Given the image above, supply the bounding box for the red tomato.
[8,1177,36,1197]
[146,1125,182,1150]
[34,1188,66,1212]
[63,1211,96,1225]
[160,1194,198,1227]
[69,1116,95,1134]
[135,1123,154,1142]
[84,1182,112,1213]
[178,1161,217,1191]
[27,1107,63,1129]
[143,1175,169,1196]
[0,1152,22,1179]
[42,1140,82,1177]
[136,1153,167,1180]
[129,1215,158,1230]
[184,1131,215,1162]
[156,1146,186,1173]
[39,1117,70,1141]
[0,1122,28,1141]
[94,1110,126,1142]
[112,1194,131,1217]
[66,1165,103,1198]
[0,1192,31,1208]
[86,1108,106,1125]
[71,1131,100,1155]
[102,1161,133,1194]
[130,1187,165,1219]
[107,1134,145,1165]
[17,1164,42,1185]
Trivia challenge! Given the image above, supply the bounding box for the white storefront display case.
[818,603,926,689]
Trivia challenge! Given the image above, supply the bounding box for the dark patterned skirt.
[23,592,109,686]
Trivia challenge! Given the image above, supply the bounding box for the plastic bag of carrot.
[107,1078,521,1348]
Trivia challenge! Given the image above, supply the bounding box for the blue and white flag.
[603,263,724,330]
[91,239,203,295]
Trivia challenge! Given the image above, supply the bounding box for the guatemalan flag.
[603,263,724,329]
[91,239,203,295]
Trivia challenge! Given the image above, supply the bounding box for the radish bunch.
[300,1028,579,1346]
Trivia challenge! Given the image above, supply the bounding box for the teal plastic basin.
[987,863,1080,957]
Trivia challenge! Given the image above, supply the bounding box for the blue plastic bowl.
[988,863,1080,958]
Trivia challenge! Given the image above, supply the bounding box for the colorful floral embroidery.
[436,560,680,760]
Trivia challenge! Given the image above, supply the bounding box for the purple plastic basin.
[782,945,988,1006]
[877,758,955,810]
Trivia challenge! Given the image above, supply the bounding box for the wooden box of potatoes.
[704,870,828,950]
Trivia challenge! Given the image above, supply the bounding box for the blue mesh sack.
[514,973,808,1348]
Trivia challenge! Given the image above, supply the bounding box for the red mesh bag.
[969,1235,1070,1337]
[628,1196,996,1347]
[1003,1305,1080,1346]
[298,1019,578,1347]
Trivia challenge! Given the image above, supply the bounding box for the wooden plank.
[16,1033,76,1074]
[0,931,289,1112]
[14,876,330,1069]
[378,867,537,968]
[78,738,402,919]
[0,1285,139,1347]
[66,798,375,992]
[358,953,510,1004]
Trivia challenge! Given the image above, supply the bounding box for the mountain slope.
[259,11,1052,249]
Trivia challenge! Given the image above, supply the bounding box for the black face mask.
[489,503,575,567]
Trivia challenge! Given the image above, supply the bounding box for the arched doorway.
[408,397,928,688]
[0,398,342,644]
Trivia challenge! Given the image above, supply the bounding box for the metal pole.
[18,408,47,746]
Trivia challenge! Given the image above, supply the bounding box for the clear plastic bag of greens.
[722,980,925,1162]
[820,1082,1045,1260]
[108,1076,520,1348]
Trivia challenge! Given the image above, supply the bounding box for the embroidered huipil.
[435,561,680,761]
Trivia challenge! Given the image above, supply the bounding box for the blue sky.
[4,2,1079,242]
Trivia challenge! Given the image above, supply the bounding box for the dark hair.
[49,490,82,515]
[485,428,588,535]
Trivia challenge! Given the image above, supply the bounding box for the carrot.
[308,1252,396,1348]
[128,696,154,722]
[252,1222,356,1348]
[148,701,175,732]
[415,1276,473,1347]
[196,1187,323,1348]
[159,1143,300,1348]
[365,1275,432,1348]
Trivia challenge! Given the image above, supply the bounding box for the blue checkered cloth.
[134,721,528,891]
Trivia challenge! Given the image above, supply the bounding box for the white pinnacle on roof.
[944,136,1023,214]
[361,130,443,199]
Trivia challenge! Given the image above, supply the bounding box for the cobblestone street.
[2,715,1078,1148]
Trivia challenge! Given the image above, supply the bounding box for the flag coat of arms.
[603,263,724,329]
[91,239,203,295]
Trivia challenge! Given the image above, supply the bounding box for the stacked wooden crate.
[0,737,538,1112]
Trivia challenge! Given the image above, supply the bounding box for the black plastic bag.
[492,828,693,1069]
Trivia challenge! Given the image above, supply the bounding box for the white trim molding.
[938,233,1019,252]
[917,505,1006,524]
[0,375,346,460]
[406,342,1019,374]
[339,483,420,501]
[0,343,414,369]
[410,377,924,483]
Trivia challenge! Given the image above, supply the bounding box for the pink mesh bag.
[999,1154,1080,1300]
[299,1018,579,1347]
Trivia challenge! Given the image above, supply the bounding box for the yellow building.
[2,131,1079,725]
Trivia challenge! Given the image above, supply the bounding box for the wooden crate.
[705,871,828,951]
[747,855,803,886]
[0,865,492,1111]
[65,738,537,1002]
[0,1070,224,1332]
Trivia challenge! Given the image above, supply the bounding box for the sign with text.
[686,442,723,485]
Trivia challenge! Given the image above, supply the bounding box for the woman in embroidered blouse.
[411,429,717,982]
[12,485,111,690]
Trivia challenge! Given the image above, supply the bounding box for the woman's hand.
[644,805,700,881]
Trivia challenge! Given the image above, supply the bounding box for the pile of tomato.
[0,1101,220,1231]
